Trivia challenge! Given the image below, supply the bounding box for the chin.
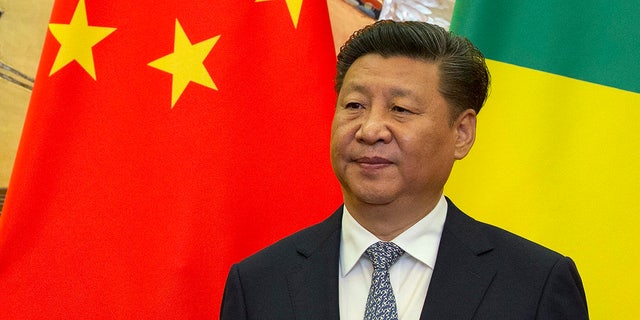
[341,176,401,205]
[350,188,397,206]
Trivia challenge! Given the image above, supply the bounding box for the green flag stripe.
[450,0,640,94]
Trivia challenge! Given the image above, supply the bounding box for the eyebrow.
[344,83,417,100]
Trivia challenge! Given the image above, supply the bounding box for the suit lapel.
[283,202,497,320]
[420,199,497,320]
[287,208,342,320]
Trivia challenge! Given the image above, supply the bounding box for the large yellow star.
[148,20,220,108]
[256,0,304,28]
[48,0,116,80]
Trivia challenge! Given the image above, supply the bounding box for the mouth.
[354,156,393,168]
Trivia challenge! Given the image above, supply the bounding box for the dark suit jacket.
[221,199,588,319]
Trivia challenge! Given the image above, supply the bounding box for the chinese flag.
[0,0,341,318]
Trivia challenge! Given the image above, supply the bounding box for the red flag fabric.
[0,0,342,318]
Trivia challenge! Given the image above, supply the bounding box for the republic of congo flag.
[445,1,640,319]
[0,0,341,318]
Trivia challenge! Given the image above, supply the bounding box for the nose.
[355,108,392,145]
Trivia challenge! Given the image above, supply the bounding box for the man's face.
[330,54,475,209]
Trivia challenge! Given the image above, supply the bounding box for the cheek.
[398,129,452,165]
[330,119,354,149]
[330,126,348,163]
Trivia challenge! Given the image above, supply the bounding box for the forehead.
[340,54,441,97]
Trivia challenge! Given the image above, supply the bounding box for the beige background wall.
[0,0,54,187]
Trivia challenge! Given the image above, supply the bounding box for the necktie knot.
[365,241,405,272]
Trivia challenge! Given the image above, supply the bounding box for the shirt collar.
[339,195,448,277]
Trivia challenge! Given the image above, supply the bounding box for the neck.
[344,193,442,241]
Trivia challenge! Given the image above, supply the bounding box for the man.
[221,20,588,319]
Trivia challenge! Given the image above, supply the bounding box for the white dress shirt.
[338,195,447,320]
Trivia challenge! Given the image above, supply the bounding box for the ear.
[453,109,477,160]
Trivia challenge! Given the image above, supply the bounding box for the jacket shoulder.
[235,207,342,273]
[445,198,565,265]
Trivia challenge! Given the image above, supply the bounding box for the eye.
[345,102,365,109]
[391,105,412,113]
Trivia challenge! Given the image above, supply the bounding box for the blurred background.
[1,0,53,192]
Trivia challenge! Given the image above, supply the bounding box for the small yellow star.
[148,20,220,108]
[256,0,304,28]
[48,0,116,80]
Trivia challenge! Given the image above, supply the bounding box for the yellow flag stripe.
[446,59,640,319]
